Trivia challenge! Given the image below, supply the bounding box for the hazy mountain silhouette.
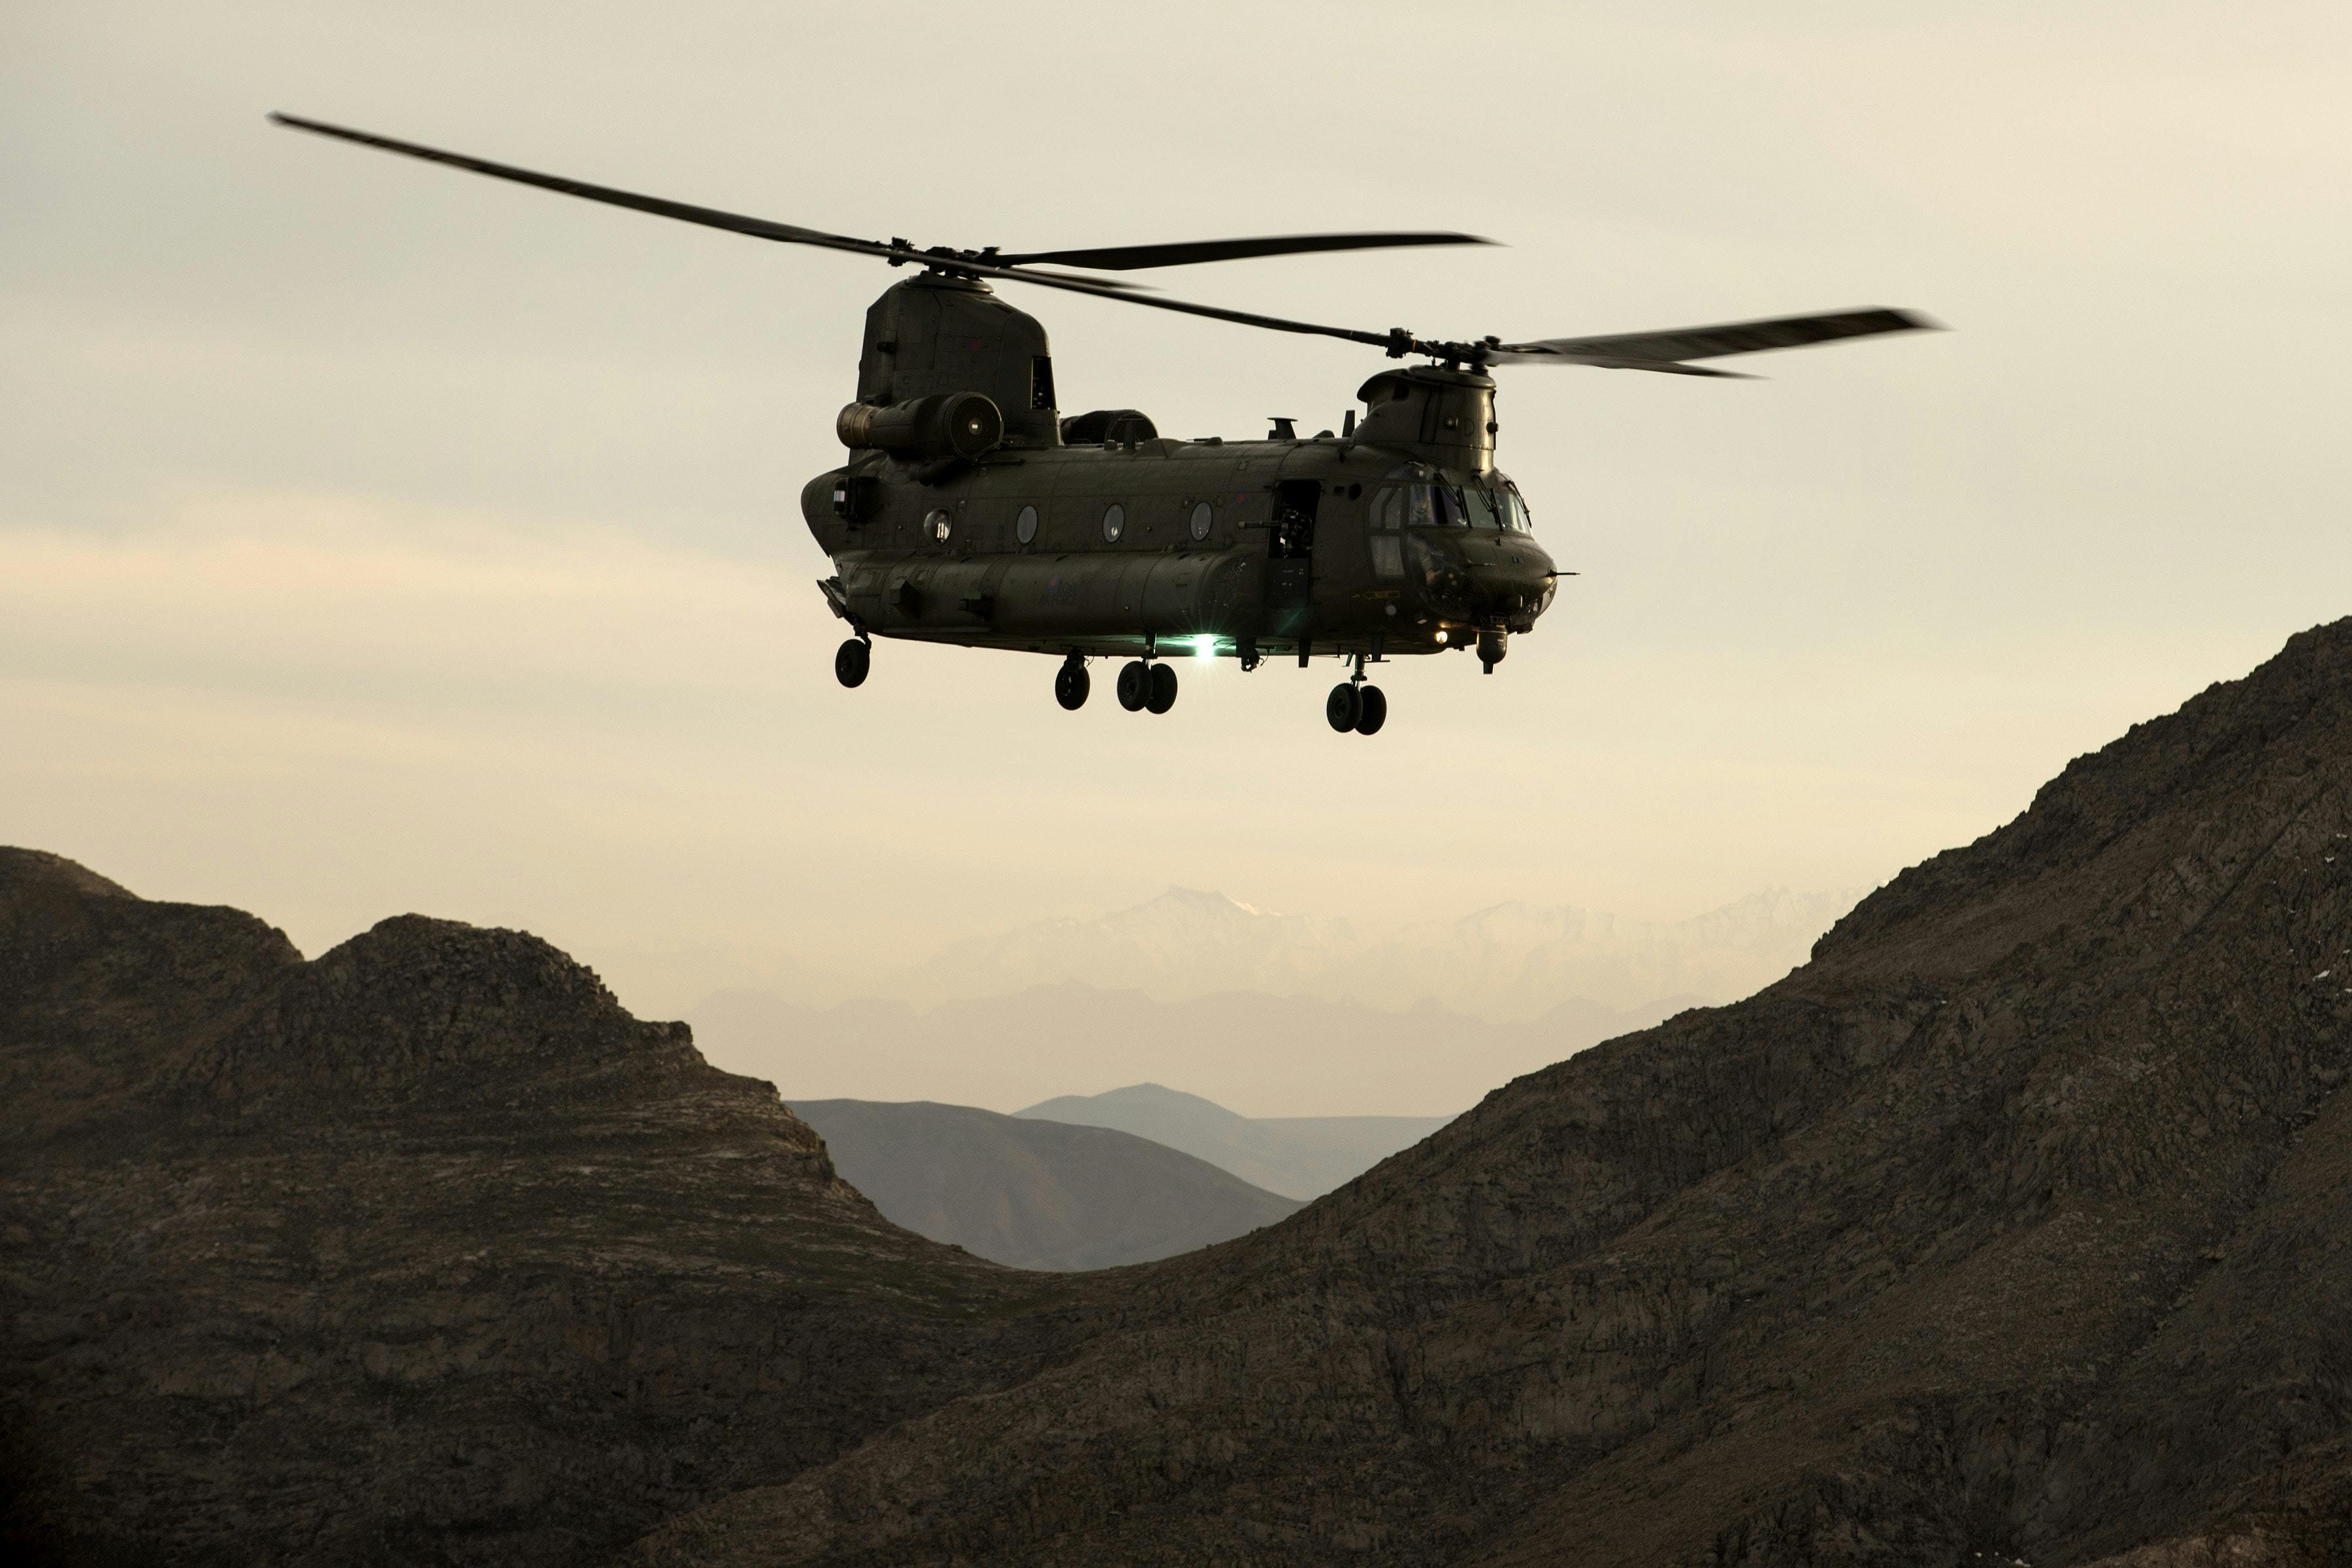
[689,984,1689,1117]
[789,1099,1302,1270]
[1013,1083,1451,1200]
[890,884,1854,1019]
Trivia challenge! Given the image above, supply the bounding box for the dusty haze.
[5,3,2349,1111]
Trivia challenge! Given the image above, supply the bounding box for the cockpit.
[1371,469,1536,534]
[1367,465,1555,632]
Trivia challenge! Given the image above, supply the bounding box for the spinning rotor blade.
[1488,308,1936,374]
[996,232,1492,271]
[269,114,901,263]
[269,116,1938,375]
[268,113,1396,346]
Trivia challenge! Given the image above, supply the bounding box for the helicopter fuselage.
[803,274,1559,676]
[802,433,1559,666]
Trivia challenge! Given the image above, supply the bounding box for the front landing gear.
[1326,683,1360,731]
[1326,653,1386,736]
[834,636,870,688]
[1054,655,1090,711]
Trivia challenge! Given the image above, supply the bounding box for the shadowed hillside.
[0,854,1068,1565]
[789,1099,1302,1270]
[635,622,2352,1566]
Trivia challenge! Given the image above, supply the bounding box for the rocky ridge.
[635,619,2352,1566]
[0,856,1066,1564]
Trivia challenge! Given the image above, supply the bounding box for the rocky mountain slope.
[634,621,2352,1567]
[0,853,1070,1565]
[788,1099,1303,1270]
[1014,1082,1452,1200]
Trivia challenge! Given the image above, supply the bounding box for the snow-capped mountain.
[885,885,1861,1021]
[894,887,1360,1008]
[1332,887,1861,1019]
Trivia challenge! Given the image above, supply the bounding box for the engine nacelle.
[836,392,1004,461]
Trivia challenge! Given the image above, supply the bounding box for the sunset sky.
[7,2,2349,1032]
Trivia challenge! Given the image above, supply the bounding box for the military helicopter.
[272,114,1933,736]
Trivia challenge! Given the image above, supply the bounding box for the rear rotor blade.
[1489,307,1936,372]
[997,231,1492,271]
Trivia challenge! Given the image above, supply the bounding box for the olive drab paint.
[806,274,1561,692]
[269,111,1936,732]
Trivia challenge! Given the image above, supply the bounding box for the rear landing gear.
[834,637,870,688]
[1117,659,1179,714]
[1054,655,1090,710]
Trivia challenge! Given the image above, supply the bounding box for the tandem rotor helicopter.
[273,114,1934,736]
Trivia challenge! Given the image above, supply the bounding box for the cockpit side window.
[1502,482,1535,534]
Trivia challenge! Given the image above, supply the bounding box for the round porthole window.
[1189,501,1212,542]
[1016,504,1039,545]
[1102,503,1125,543]
[926,508,952,543]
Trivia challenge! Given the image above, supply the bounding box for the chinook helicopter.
[272,114,1933,735]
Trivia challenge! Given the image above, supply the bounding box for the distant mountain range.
[891,885,1857,1020]
[691,984,1689,1118]
[1014,1083,1452,1201]
[685,886,1851,1115]
[788,1098,1302,1271]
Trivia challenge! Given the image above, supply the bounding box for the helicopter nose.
[1465,547,1560,625]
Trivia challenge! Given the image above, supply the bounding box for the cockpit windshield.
[1386,463,1535,536]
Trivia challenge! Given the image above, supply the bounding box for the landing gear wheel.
[1326,683,1362,732]
[834,638,870,689]
[1117,660,1151,711]
[1054,661,1090,711]
[1354,684,1387,735]
[1147,662,1179,714]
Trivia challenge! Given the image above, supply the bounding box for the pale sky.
[7,3,2349,1028]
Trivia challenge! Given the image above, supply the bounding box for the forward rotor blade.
[996,232,1493,271]
[1488,307,1936,372]
[270,114,906,261]
[269,113,1393,347]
